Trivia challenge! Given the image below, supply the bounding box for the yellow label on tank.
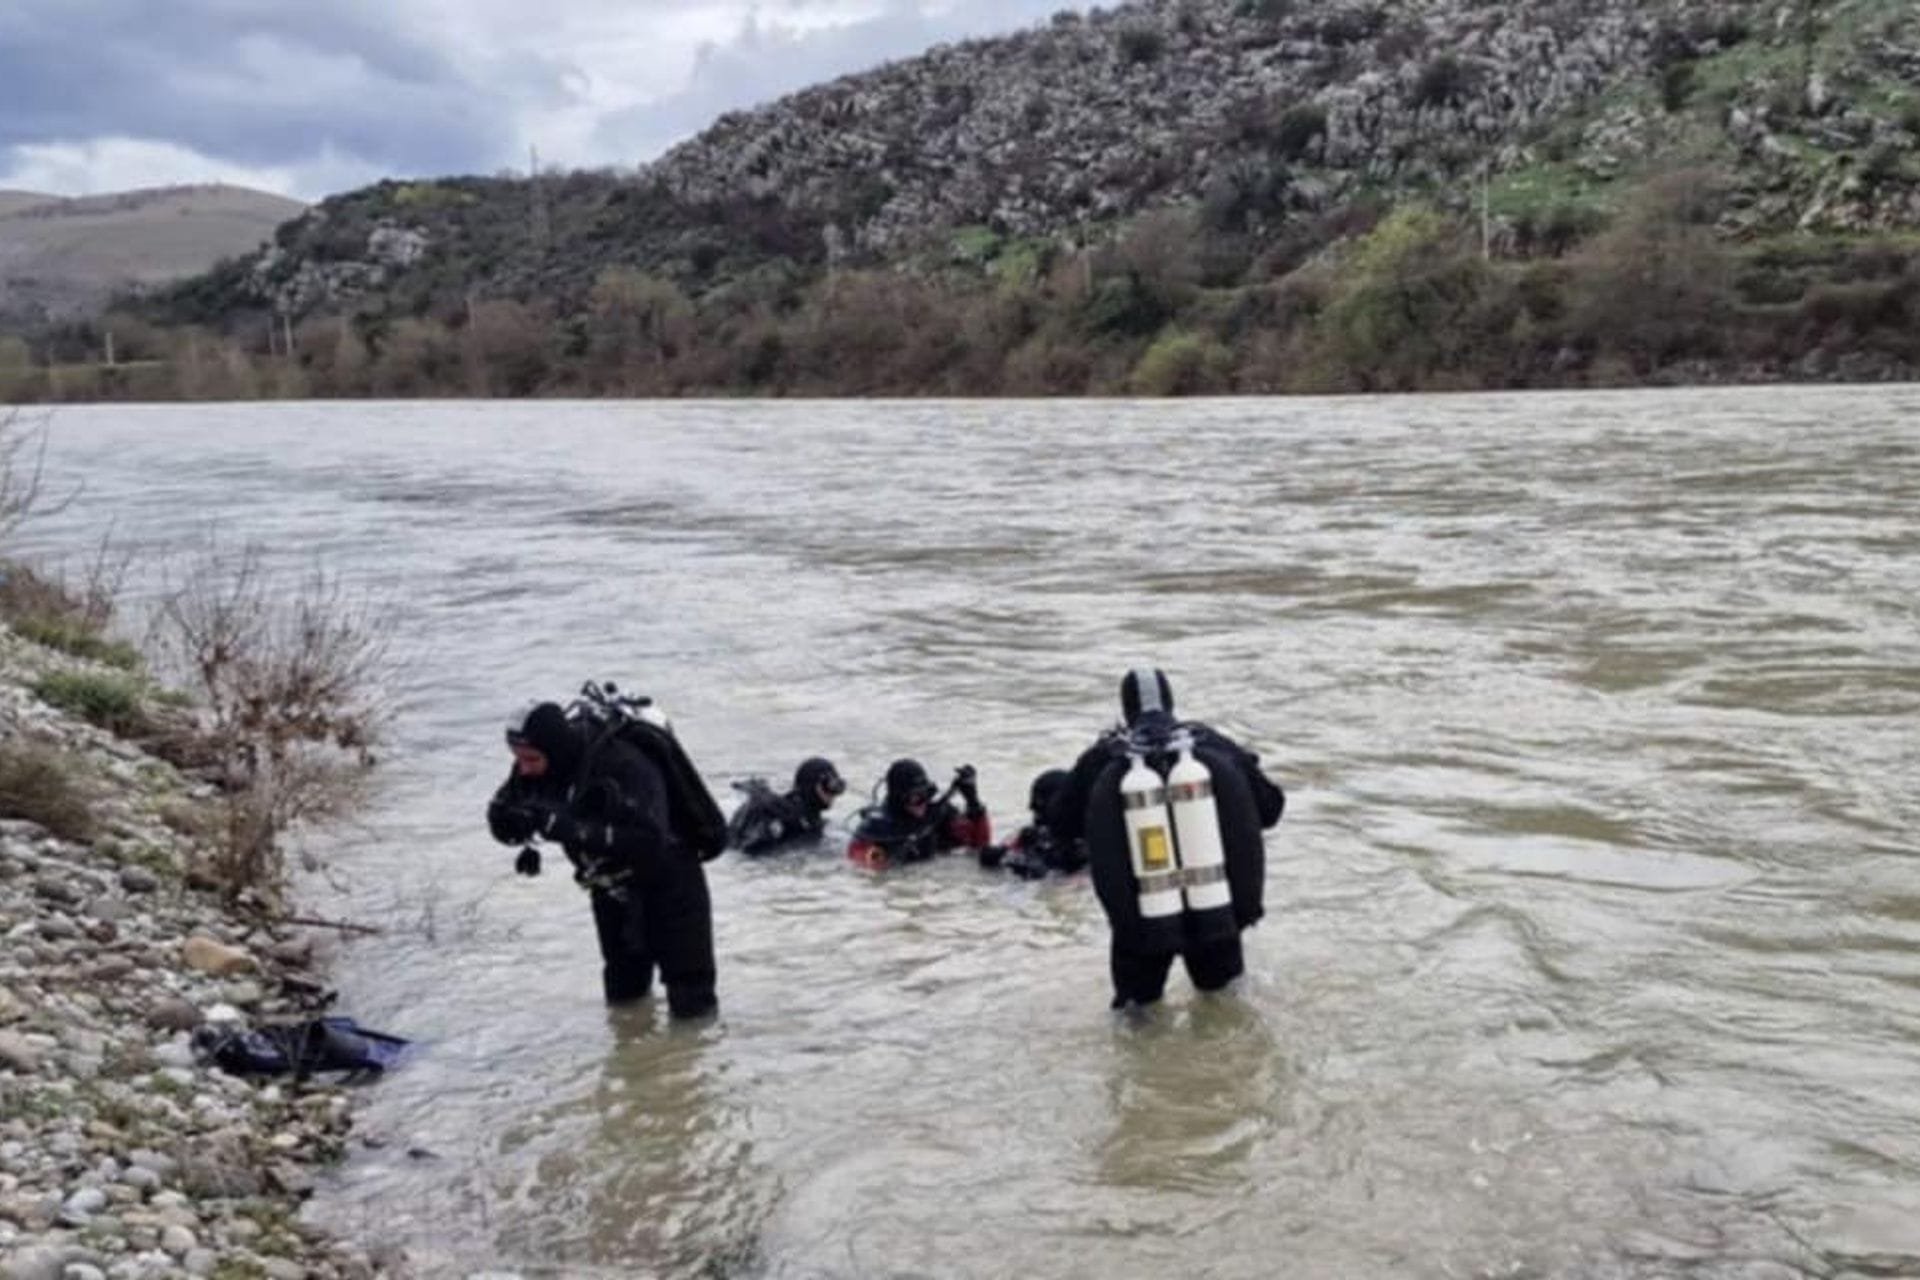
[1139,826,1171,871]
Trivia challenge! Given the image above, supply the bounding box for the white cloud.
[0,137,378,202]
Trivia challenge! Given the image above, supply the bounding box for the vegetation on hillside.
[3,0,1917,399]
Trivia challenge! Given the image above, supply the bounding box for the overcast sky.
[0,0,1088,203]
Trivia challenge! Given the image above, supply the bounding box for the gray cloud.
[592,0,1076,163]
[0,0,1085,198]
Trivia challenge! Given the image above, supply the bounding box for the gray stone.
[118,1166,161,1192]
[60,1186,109,1223]
[63,1266,107,1280]
[145,999,201,1033]
[0,1031,42,1074]
[117,868,159,895]
[181,1251,217,1278]
[261,1261,307,1280]
[32,876,79,905]
[159,1224,196,1257]
[5,1245,78,1280]
[126,1150,177,1178]
[37,917,78,941]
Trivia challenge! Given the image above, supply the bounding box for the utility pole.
[1480,164,1492,262]
[529,145,551,253]
[103,329,116,367]
[281,314,295,359]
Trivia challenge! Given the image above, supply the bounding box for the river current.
[16,389,1920,1279]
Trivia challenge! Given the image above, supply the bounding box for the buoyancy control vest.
[1085,720,1266,954]
[570,686,727,863]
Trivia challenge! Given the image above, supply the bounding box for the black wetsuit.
[489,734,717,1017]
[1051,714,1284,1007]
[727,782,830,855]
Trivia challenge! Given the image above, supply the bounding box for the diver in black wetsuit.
[980,769,1088,879]
[847,759,993,870]
[1050,669,1285,1010]
[486,700,721,1018]
[727,756,846,855]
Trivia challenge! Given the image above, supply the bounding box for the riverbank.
[0,620,401,1280]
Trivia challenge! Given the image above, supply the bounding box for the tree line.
[5,169,1916,402]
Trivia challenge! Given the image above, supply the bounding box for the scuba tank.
[1166,734,1236,944]
[1121,751,1185,952]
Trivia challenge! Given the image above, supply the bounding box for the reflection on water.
[16,386,1920,1277]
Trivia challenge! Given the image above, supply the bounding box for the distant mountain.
[0,184,305,329]
[0,191,59,218]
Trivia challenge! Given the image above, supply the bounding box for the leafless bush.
[0,407,80,548]
[148,540,396,906]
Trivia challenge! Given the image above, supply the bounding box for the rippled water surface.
[18,389,1920,1278]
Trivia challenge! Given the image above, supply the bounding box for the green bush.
[1130,329,1234,395]
[33,671,152,737]
[0,741,97,842]
[10,616,141,669]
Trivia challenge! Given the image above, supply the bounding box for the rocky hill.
[0,185,304,331]
[141,0,1920,332]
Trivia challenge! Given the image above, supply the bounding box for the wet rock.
[145,999,201,1033]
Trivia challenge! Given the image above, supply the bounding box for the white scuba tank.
[1121,752,1185,925]
[1167,738,1235,932]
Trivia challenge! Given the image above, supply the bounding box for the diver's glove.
[953,764,983,816]
[514,846,542,877]
[488,797,538,845]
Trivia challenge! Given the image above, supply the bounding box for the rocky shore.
[0,623,398,1280]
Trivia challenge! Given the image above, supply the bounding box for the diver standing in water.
[1050,669,1285,1009]
[848,758,993,869]
[727,757,847,855]
[486,685,727,1018]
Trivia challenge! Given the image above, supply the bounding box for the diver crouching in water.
[727,756,846,855]
[486,685,727,1018]
[848,759,992,870]
[1051,669,1285,1010]
[979,769,1087,880]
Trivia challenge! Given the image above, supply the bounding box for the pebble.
[145,998,202,1033]
[60,1186,108,1223]
[1,625,368,1278]
[0,1030,43,1073]
[117,867,159,894]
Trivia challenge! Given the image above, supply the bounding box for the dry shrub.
[148,541,395,904]
[0,739,98,842]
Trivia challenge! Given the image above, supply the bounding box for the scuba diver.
[847,758,993,870]
[486,683,727,1018]
[726,756,847,855]
[979,768,1088,879]
[1049,669,1285,1010]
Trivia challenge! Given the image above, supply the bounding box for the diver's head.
[1119,667,1175,727]
[884,758,937,819]
[1027,768,1070,820]
[506,701,580,780]
[795,756,846,812]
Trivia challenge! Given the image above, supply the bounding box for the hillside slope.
[0,184,305,328]
[145,0,1920,331]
